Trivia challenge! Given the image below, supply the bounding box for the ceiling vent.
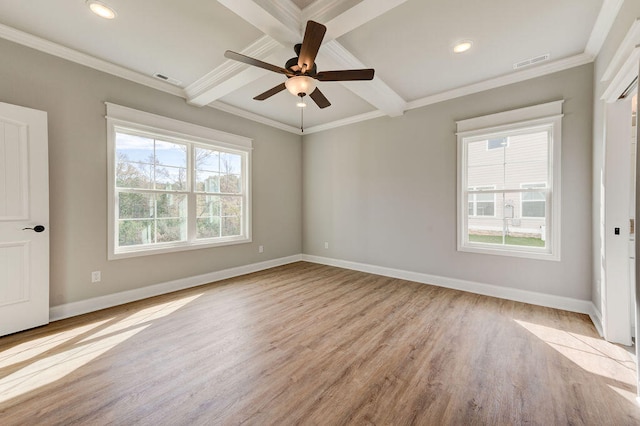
[513,54,550,70]
[153,73,182,86]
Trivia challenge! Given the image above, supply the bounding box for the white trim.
[601,46,640,103]
[0,23,184,98]
[601,19,640,82]
[301,255,594,315]
[303,110,386,134]
[49,255,303,321]
[456,100,564,133]
[106,103,253,260]
[208,101,302,135]
[456,105,562,261]
[589,303,604,337]
[407,55,591,112]
[585,0,626,57]
[185,36,282,106]
[105,103,253,148]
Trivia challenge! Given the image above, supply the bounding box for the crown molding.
[407,53,594,111]
[303,110,385,134]
[585,0,625,57]
[0,23,184,98]
[601,19,640,82]
[208,100,301,134]
[185,35,281,106]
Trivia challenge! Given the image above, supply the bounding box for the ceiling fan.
[224,20,375,111]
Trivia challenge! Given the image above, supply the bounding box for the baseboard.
[302,254,594,316]
[49,254,303,322]
[589,303,604,337]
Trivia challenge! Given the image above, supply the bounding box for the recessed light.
[296,101,307,108]
[453,41,472,54]
[87,1,117,19]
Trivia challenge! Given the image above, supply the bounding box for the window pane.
[467,191,546,248]
[197,195,221,217]
[116,133,154,163]
[155,140,186,167]
[220,152,242,174]
[195,147,220,171]
[221,196,241,216]
[116,162,153,189]
[222,216,241,237]
[220,174,242,193]
[504,132,548,189]
[119,220,155,246]
[196,171,220,192]
[523,201,545,217]
[156,219,186,243]
[119,192,153,219]
[197,217,221,239]
[155,166,187,191]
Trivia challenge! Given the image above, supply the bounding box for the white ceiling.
[0,0,611,134]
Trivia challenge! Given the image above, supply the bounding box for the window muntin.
[107,103,252,259]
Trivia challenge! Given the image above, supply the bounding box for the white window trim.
[456,100,563,261]
[106,103,253,260]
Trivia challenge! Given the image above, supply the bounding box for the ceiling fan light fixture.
[453,41,472,54]
[285,75,316,97]
[87,0,117,19]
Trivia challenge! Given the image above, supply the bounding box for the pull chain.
[299,94,305,133]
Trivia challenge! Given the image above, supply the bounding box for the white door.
[0,102,49,336]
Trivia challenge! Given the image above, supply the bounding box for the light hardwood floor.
[0,262,639,425]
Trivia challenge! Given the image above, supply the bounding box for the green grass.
[468,234,545,247]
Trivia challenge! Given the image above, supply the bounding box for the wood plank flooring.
[0,261,639,425]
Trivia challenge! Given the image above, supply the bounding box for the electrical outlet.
[91,271,101,283]
[258,245,264,253]
[324,242,329,249]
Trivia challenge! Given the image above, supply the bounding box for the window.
[456,101,562,260]
[468,186,495,216]
[521,183,546,218]
[106,103,252,259]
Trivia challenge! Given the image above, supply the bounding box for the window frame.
[456,101,562,261]
[106,103,252,260]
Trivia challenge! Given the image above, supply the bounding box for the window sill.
[109,236,252,260]
[457,243,560,261]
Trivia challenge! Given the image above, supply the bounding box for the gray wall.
[0,38,302,307]
[591,0,640,312]
[303,64,593,300]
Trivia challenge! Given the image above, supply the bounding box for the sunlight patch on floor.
[0,293,203,404]
[514,320,636,386]
[0,319,113,369]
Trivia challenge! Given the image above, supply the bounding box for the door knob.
[23,225,45,232]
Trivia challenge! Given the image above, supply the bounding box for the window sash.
[107,104,252,260]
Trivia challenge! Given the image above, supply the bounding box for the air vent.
[513,54,550,70]
[153,73,182,86]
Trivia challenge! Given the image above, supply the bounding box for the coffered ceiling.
[0,0,617,134]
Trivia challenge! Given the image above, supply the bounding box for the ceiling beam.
[203,0,407,117]
[305,0,409,40]
[319,41,406,116]
[185,35,280,106]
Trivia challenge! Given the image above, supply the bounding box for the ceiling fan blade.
[309,87,331,109]
[315,69,375,81]
[225,50,292,76]
[253,83,287,101]
[297,21,327,73]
